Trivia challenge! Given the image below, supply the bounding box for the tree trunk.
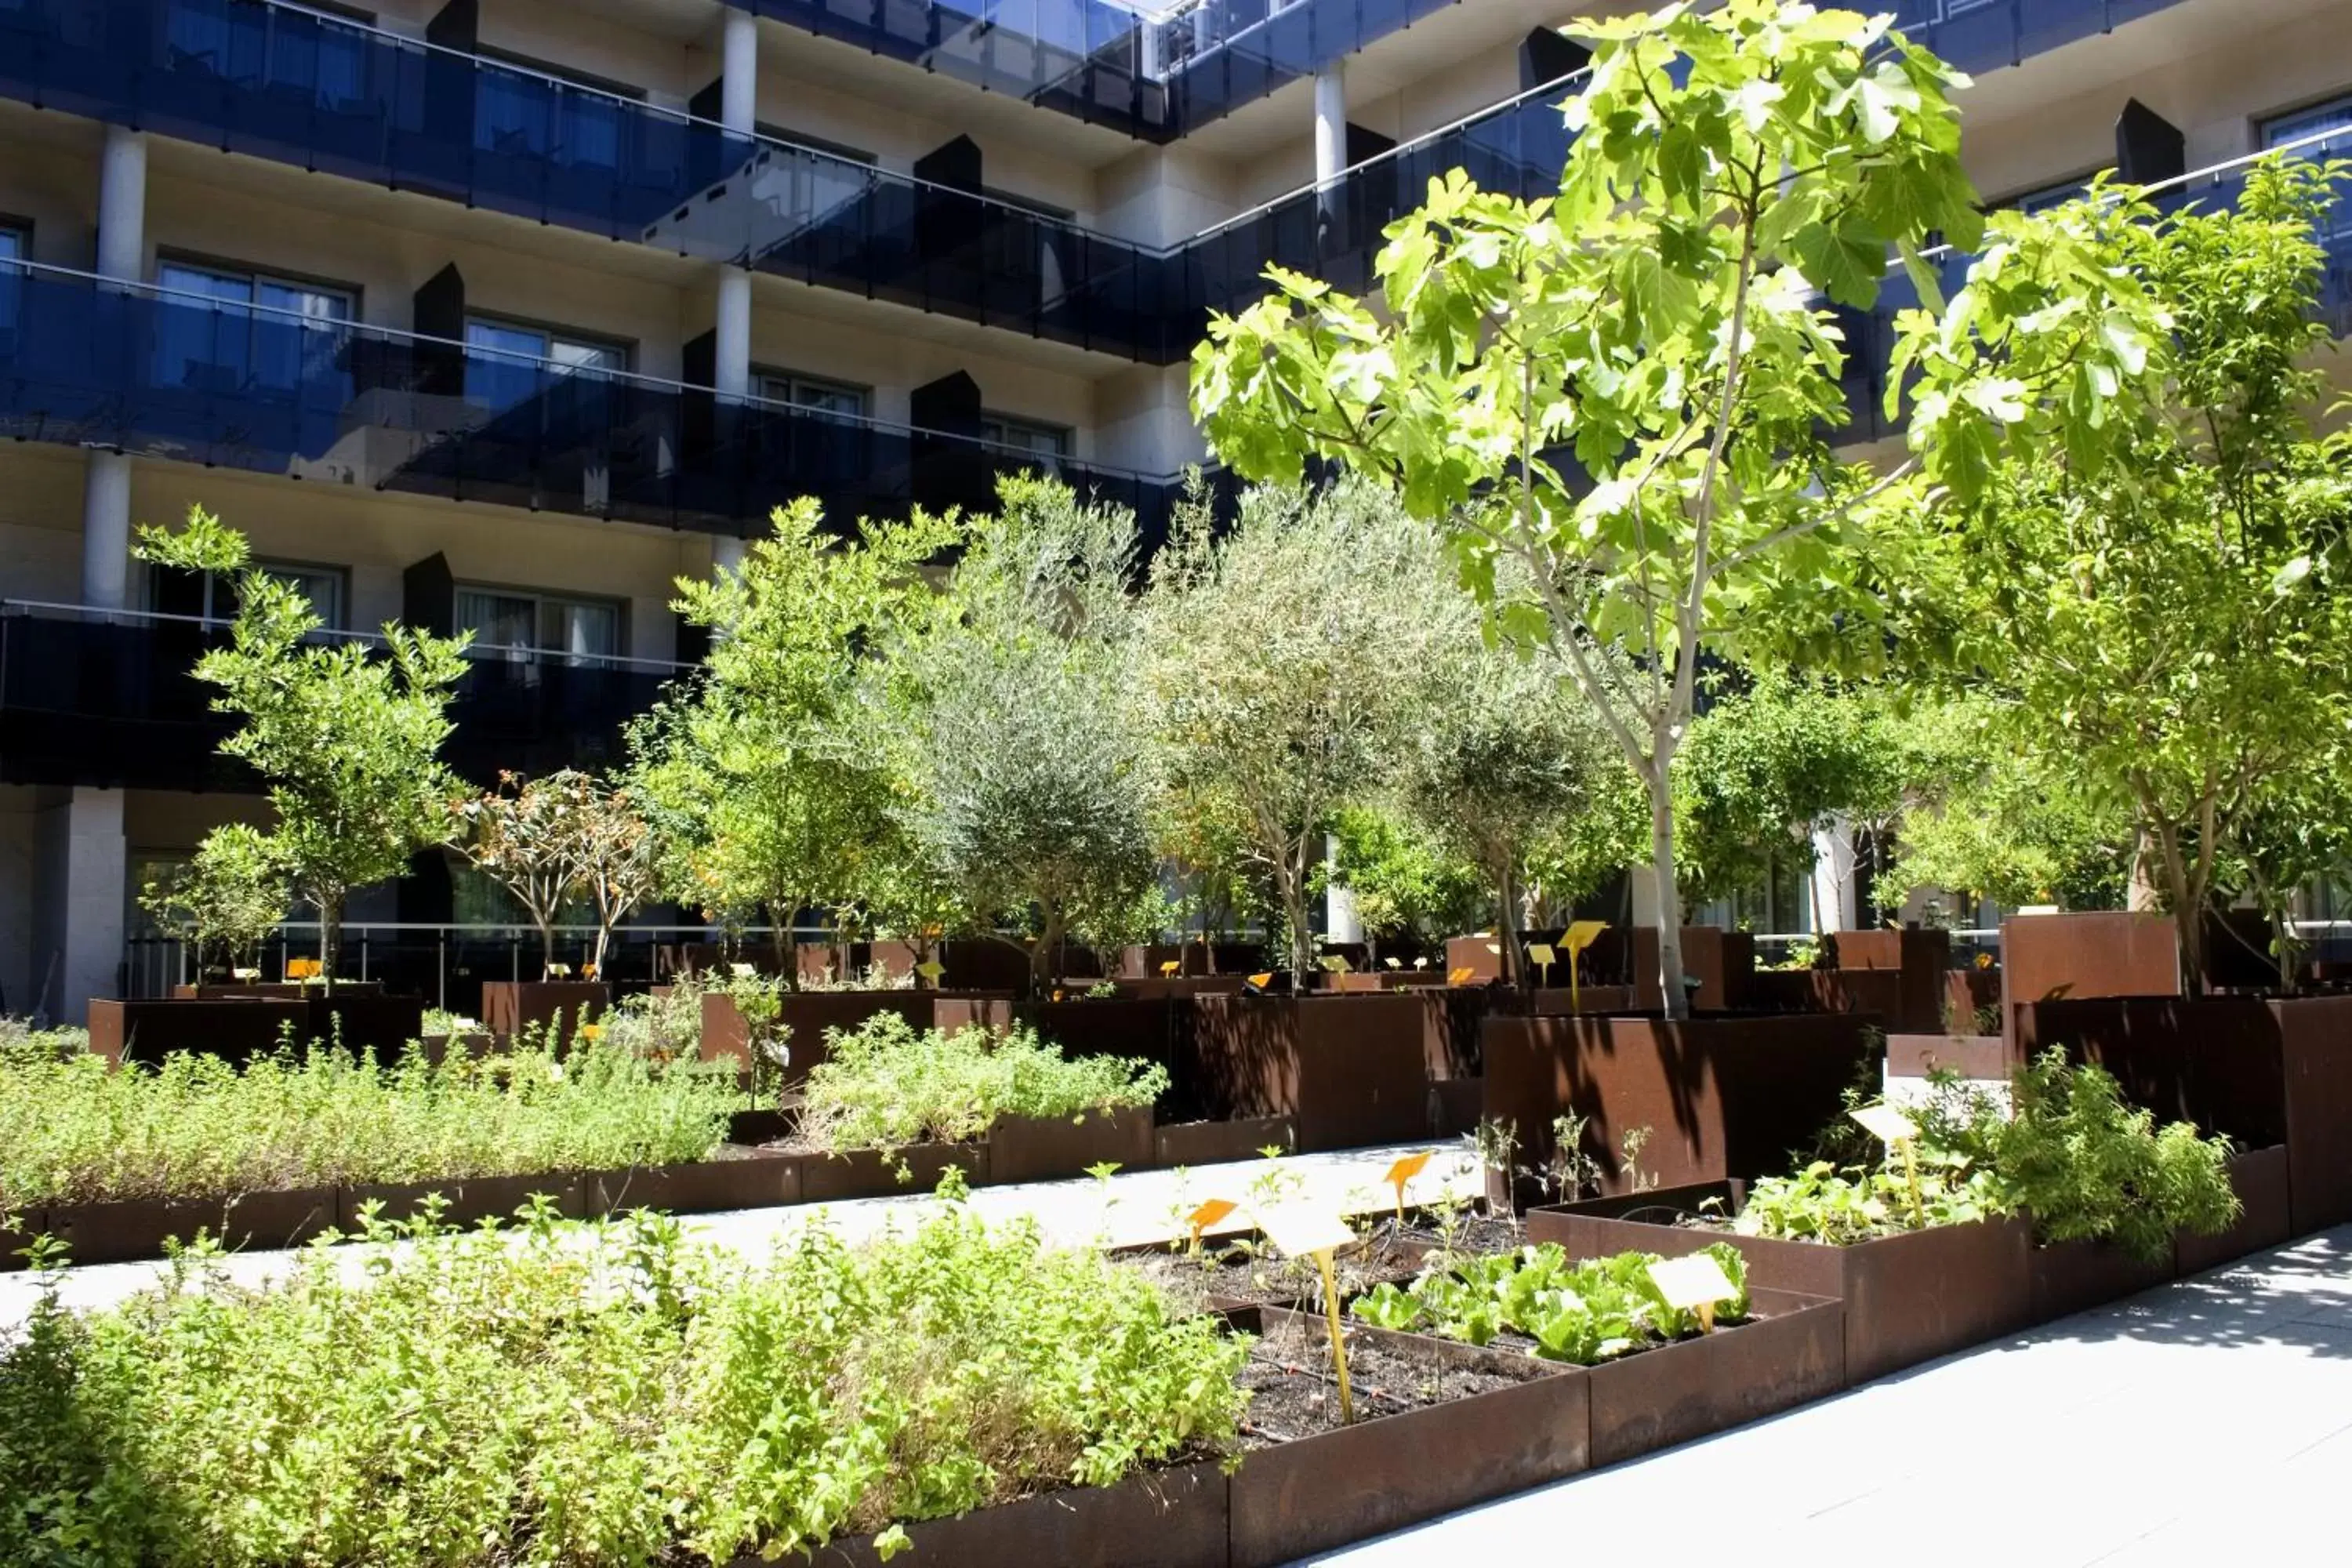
[769,903,799,992]
[590,919,614,985]
[2175,902,2205,1001]
[1031,902,1065,1000]
[1648,777,1687,1022]
[318,891,343,998]
[1497,859,1528,995]
[538,919,558,982]
[1278,853,1316,988]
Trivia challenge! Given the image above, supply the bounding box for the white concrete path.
[1304,1225,2352,1568]
[0,1139,1484,1329]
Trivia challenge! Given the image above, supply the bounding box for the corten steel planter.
[172,981,384,999]
[1431,1077,1484,1138]
[986,1106,1156,1185]
[419,1029,499,1066]
[88,998,308,1065]
[1445,933,1512,983]
[1226,1309,1588,1568]
[1631,926,1755,1012]
[2029,1236,2175,1323]
[581,1156,803,1218]
[1189,993,1442,1153]
[1020,996,1191,1116]
[797,1142,985,1203]
[793,1460,1230,1568]
[340,1171,585,1231]
[703,991,1014,1089]
[0,1211,35,1271]
[1584,1287,1844,1468]
[2176,1145,2293,1276]
[1947,967,2002,1034]
[1527,984,1637,1016]
[726,1107,794,1145]
[45,1186,338,1265]
[2274,996,2352,1232]
[1152,1115,1296,1167]
[1481,1014,1879,1208]
[308,993,426,1058]
[1998,911,2178,1051]
[479,981,609,1051]
[2201,909,2282,992]
[1886,1032,2009,1082]
[1116,975,1250,1000]
[1119,942,1266,979]
[1824,928,1952,1034]
[1527,1185,2037,1385]
[1747,967,1907,1027]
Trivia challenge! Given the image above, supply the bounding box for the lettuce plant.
[1352,1242,1749,1364]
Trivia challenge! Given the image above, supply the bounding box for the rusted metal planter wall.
[797,1461,1232,1568]
[1481,1014,1878,1206]
[1585,1290,1845,1468]
[89,998,307,1065]
[480,981,608,1051]
[987,1107,1156,1185]
[1998,911,2179,1049]
[796,1142,986,1203]
[1226,1310,1589,1568]
[1021,997,1192,1118]
[2176,1145,2293,1276]
[1630,926,1755,1011]
[1189,994,1441,1152]
[2027,1236,2175,1323]
[580,1156,804,1218]
[1886,1032,2009,1081]
[1152,1115,1295,1167]
[1825,928,1952,1034]
[1526,1188,2036,1385]
[702,990,1013,1087]
[46,1185,338,1265]
[341,1170,586,1229]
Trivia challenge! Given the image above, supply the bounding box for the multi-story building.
[1,0,2344,1019]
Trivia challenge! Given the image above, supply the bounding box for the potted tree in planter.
[142,824,289,991]
[456,769,612,1048]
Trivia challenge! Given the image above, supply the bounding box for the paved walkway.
[0,1139,1483,1329]
[1305,1225,2352,1567]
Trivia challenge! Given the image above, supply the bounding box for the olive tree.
[1138,477,1453,981]
[885,478,1157,996]
[136,507,466,990]
[1189,2,1985,1014]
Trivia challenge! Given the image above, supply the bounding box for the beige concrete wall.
[0,448,96,608]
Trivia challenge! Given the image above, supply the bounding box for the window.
[463,316,629,414]
[0,223,24,354]
[153,258,353,393]
[2000,176,2093,216]
[759,370,869,421]
[755,122,875,165]
[2263,93,2352,157]
[153,558,347,630]
[456,585,622,665]
[982,412,1072,461]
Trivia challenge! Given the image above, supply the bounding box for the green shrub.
[800,1015,1167,1152]
[0,1040,741,1209]
[0,1205,1247,1566]
[1351,1241,1750,1363]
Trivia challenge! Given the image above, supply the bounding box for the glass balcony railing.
[0,602,679,788]
[0,260,1186,539]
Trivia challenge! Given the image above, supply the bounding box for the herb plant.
[798,1015,1167,1152]
[1352,1242,1751,1364]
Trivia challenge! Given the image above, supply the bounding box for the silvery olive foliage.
[885,478,1157,995]
[1138,476,1456,981]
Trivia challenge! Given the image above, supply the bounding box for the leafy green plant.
[0,1040,741,1209]
[797,1015,1166,1153]
[139,825,289,978]
[1736,1156,1996,1246]
[0,1204,1247,1566]
[1352,1242,1750,1364]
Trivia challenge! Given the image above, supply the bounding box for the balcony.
[0,603,681,789]
[0,260,1185,537]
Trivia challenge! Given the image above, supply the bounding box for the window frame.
[156,557,350,632]
[453,581,630,666]
[461,311,633,374]
[980,411,1073,459]
[756,367,872,420]
[2259,89,2352,153]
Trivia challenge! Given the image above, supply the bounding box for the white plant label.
[1647,1252,1740,1312]
[1849,1104,1922,1145]
[1256,1203,1358,1260]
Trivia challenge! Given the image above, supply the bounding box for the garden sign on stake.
[1851,1104,1927,1229]
[1259,1203,1360,1424]
[1382,1151,1432,1228]
[1563,922,1607,1011]
[1647,1251,1741,1334]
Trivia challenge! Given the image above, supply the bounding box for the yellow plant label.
[1248,971,1275,989]
[1526,943,1557,967]
[1563,920,1608,956]
[1319,954,1350,973]
[1382,1152,1432,1190]
[1256,1203,1358,1260]
[1186,1198,1238,1240]
[1159,960,1181,976]
[1383,956,1402,969]
[1447,966,1475,986]
[915,960,945,982]
[1647,1253,1740,1313]
[1849,1104,1921,1145]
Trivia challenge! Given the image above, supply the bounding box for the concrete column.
[84,125,149,612]
[711,535,747,575]
[34,788,126,1025]
[713,8,758,399]
[1809,816,1860,935]
[714,269,752,401]
[1312,63,1346,182]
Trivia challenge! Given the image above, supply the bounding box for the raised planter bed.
[988,1106,1156,1185]
[2176,1145,2293,1276]
[1631,925,1755,1011]
[479,981,609,1051]
[1747,967,1907,1026]
[796,1142,987,1203]
[1021,996,1193,1117]
[1152,1115,1295,1167]
[1119,942,1266,979]
[797,1461,1232,1568]
[1947,967,2001,1033]
[1584,1287,1844,1466]
[701,990,1013,1088]
[2028,1236,2175,1323]
[89,997,307,1065]
[1226,1308,1588,1568]
[1999,911,2179,1049]
[581,1156,804,1218]
[1190,993,1443,1152]
[1526,1181,2036,1384]
[1527,984,1636,1015]
[45,1185,338,1265]
[1430,1077,1483,1137]
[310,993,427,1057]
[172,981,384,999]
[1823,928,1951,1034]
[340,1171,585,1231]
[0,1211,32,1271]
[1482,1013,1878,1208]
